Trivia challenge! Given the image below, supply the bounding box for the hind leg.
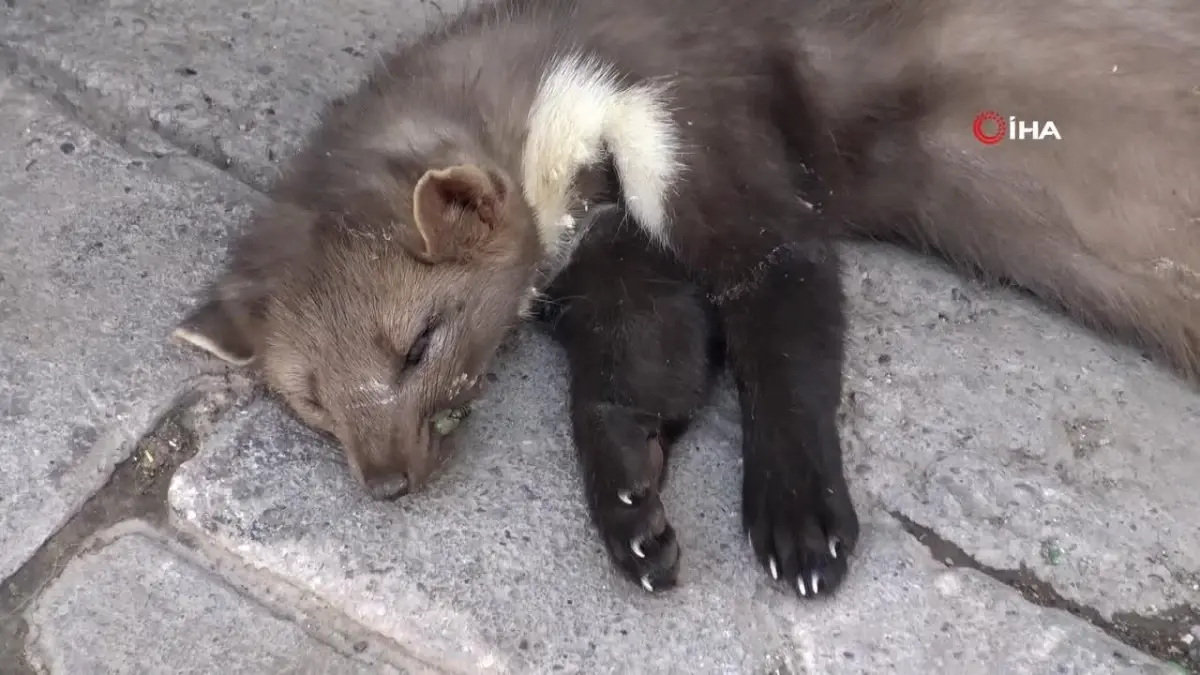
[536,205,721,592]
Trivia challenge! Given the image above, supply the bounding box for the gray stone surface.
[0,0,474,190]
[23,530,392,674]
[169,311,1180,674]
[0,70,253,581]
[838,244,1200,622]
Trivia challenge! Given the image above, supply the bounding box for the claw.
[769,557,779,581]
[811,572,821,595]
[640,575,655,593]
[796,576,808,597]
[631,538,646,559]
[618,490,634,506]
[829,537,840,559]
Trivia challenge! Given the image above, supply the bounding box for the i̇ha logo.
[972,111,1062,144]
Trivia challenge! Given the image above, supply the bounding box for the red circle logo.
[972,111,1006,145]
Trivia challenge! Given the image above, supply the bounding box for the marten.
[172,0,1200,599]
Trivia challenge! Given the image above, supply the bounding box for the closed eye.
[407,322,435,366]
[378,317,440,382]
[398,317,441,376]
[406,324,433,366]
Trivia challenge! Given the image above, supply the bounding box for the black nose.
[365,474,410,501]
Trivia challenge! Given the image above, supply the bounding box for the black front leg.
[536,205,721,593]
[719,231,858,597]
[666,165,860,597]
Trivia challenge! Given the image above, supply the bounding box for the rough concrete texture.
[2,0,1199,671]
[0,0,474,190]
[168,301,1185,673]
[838,245,1200,623]
[0,66,253,581]
[23,530,397,674]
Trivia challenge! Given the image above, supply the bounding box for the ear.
[407,164,510,262]
[173,202,315,366]
[171,275,265,367]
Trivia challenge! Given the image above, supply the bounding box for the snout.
[363,472,412,501]
[344,415,458,501]
[346,438,435,502]
[348,452,427,502]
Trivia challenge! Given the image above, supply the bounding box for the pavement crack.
[0,371,257,674]
[890,510,1200,673]
[0,42,268,194]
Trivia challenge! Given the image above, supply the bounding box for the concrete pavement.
[1,0,1197,672]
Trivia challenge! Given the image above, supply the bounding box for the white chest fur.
[521,52,684,258]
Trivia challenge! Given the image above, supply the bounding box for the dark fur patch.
[538,204,721,591]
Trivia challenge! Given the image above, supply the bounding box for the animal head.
[174,9,691,500]
[175,158,543,500]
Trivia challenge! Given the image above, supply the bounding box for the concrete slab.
[0,0,474,190]
[0,71,252,580]
[169,320,1177,674]
[837,243,1200,624]
[23,530,395,674]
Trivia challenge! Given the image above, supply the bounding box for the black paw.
[743,468,859,599]
[595,482,680,594]
[591,438,680,593]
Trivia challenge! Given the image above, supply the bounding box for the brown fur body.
[174,0,1200,597]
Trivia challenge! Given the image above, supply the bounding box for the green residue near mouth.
[432,405,471,436]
